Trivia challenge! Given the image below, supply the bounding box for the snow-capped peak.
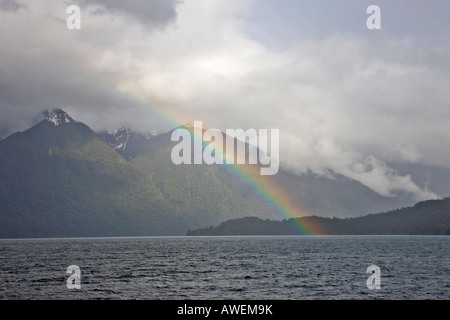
[98,127,156,161]
[43,109,75,126]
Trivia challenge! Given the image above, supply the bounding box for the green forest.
[187,197,450,236]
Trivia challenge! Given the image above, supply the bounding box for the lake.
[0,235,448,300]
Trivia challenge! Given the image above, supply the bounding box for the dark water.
[0,236,449,300]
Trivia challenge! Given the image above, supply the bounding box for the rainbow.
[219,162,325,235]
[124,97,324,235]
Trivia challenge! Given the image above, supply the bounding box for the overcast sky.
[1,0,449,200]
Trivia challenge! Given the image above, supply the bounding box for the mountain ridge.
[1,108,449,238]
[0,109,281,237]
[187,197,450,236]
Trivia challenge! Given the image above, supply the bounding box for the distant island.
[187,197,450,236]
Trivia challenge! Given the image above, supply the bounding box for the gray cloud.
[0,0,449,200]
[244,0,450,50]
[73,0,179,29]
[0,0,179,133]
[0,0,24,12]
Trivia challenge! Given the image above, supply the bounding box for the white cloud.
[0,0,449,200]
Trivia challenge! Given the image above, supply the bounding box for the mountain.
[0,109,280,238]
[1,108,449,238]
[102,126,440,219]
[98,128,155,161]
[0,109,165,237]
[187,198,450,236]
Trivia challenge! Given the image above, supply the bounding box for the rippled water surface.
[0,236,449,299]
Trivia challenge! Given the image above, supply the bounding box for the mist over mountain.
[0,125,10,141]
[0,109,448,238]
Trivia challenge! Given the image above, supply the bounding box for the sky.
[0,0,449,200]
